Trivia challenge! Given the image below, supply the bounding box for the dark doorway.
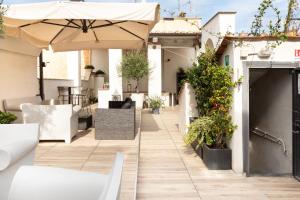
[249,68,293,176]
[292,70,300,181]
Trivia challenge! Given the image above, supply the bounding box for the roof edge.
[202,11,237,28]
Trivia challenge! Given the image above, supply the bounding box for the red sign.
[295,49,300,58]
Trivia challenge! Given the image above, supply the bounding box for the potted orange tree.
[184,49,240,170]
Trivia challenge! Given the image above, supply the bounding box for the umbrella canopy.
[3,1,160,51]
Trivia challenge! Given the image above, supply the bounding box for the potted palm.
[148,96,164,114]
[119,50,149,109]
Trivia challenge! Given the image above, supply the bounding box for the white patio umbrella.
[3,1,160,51]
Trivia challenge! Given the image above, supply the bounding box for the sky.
[2,0,296,32]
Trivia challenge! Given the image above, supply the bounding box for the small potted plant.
[184,116,213,158]
[84,65,95,80]
[0,111,17,124]
[202,111,235,170]
[94,69,106,90]
[148,96,164,114]
[119,50,149,109]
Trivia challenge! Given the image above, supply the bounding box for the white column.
[109,49,123,100]
[67,51,81,89]
[148,44,162,97]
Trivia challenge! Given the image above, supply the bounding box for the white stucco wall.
[201,12,236,52]
[162,48,196,93]
[219,40,300,174]
[91,49,109,82]
[148,44,162,97]
[109,49,123,99]
[0,37,40,110]
[178,83,198,134]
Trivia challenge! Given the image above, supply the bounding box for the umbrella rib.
[41,21,79,29]
[50,20,73,44]
[118,26,144,41]
[88,20,99,42]
[65,19,81,28]
[104,20,144,41]
[91,20,127,29]
[20,19,48,28]
[135,21,148,26]
[88,20,96,29]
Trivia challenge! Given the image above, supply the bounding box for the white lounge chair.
[8,153,124,200]
[21,104,80,143]
[0,123,39,200]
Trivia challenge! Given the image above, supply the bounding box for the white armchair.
[8,153,124,200]
[0,123,39,200]
[21,104,80,143]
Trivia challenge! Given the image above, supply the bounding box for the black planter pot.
[152,108,160,114]
[191,140,203,159]
[203,144,231,170]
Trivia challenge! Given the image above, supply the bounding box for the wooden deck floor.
[34,108,300,200]
[137,109,300,200]
[34,111,141,200]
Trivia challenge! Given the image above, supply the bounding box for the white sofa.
[8,153,124,200]
[21,104,80,143]
[0,123,39,200]
[3,96,42,123]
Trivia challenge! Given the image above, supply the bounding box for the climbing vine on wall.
[251,0,299,48]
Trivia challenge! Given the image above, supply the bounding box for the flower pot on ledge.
[203,144,231,170]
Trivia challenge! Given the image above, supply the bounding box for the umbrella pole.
[39,52,45,100]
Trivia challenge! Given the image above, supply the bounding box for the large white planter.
[131,93,144,109]
[94,76,105,91]
[83,69,93,80]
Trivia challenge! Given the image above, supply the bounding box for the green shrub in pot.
[184,116,213,149]
[185,48,241,169]
[148,96,164,114]
[0,111,17,124]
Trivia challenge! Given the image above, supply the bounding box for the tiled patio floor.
[35,108,300,200]
[137,109,300,200]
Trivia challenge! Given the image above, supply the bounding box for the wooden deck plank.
[34,111,141,200]
[137,109,300,200]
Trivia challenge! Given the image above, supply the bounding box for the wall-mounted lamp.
[152,37,158,43]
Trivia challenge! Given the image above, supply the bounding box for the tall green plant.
[119,50,149,93]
[185,48,216,115]
[185,49,239,149]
